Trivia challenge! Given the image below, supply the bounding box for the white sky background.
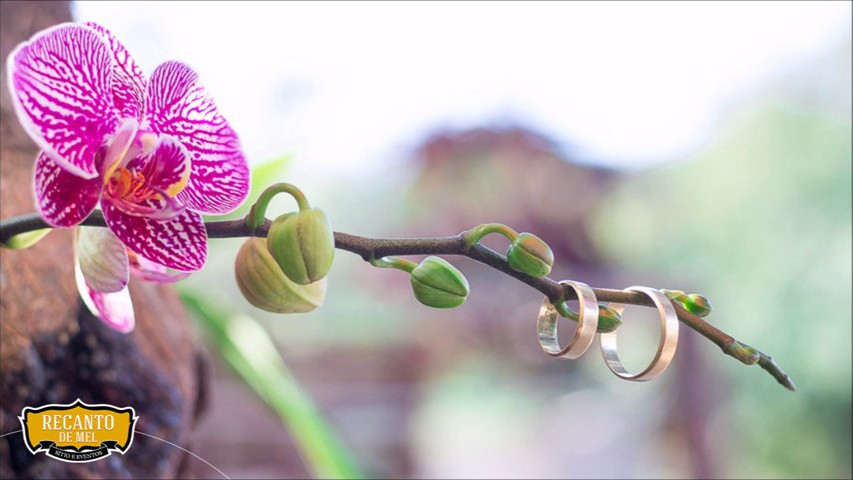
[74,1,850,175]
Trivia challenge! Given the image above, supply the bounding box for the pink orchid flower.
[7,22,249,332]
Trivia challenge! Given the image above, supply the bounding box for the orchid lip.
[101,131,192,220]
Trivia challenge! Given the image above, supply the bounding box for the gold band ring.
[537,280,599,359]
[599,286,679,381]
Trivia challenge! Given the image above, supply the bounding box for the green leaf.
[181,291,364,479]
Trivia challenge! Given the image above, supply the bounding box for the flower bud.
[507,232,554,277]
[663,289,686,300]
[663,289,712,317]
[266,208,335,285]
[555,301,622,333]
[597,304,622,333]
[235,238,326,313]
[410,256,469,308]
[683,294,712,317]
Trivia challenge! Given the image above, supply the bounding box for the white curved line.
[136,431,230,479]
[0,429,21,438]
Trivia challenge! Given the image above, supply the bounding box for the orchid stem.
[246,183,311,232]
[0,211,796,391]
[369,256,418,273]
[462,223,519,249]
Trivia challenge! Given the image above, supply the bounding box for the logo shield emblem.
[19,399,137,463]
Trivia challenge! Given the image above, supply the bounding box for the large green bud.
[507,232,554,277]
[266,209,335,285]
[410,256,469,308]
[235,238,327,313]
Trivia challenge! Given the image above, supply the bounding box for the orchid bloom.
[7,22,249,331]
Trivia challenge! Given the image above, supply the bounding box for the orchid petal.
[33,152,102,227]
[83,22,147,120]
[77,227,129,293]
[102,198,207,271]
[146,61,249,214]
[128,251,191,283]
[108,193,186,220]
[125,135,192,196]
[75,260,135,333]
[7,23,120,178]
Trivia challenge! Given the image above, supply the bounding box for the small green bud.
[410,256,469,308]
[507,232,554,277]
[1,229,51,250]
[597,304,622,333]
[663,289,712,317]
[555,301,622,333]
[663,289,686,300]
[267,208,335,285]
[235,238,327,313]
[683,293,712,317]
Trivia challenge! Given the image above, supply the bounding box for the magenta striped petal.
[128,251,191,283]
[108,193,186,220]
[33,152,102,227]
[75,260,135,333]
[77,227,129,293]
[7,23,120,178]
[145,61,249,214]
[102,198,207,271]
[84,22,146,121]
[125,135,192,195]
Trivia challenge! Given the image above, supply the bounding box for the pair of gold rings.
[537,283,680,381]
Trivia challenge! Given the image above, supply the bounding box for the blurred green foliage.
[594,98,852,477]
[181,291,364,479]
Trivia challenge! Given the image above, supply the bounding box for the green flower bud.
[410,256,469,308]
[555,301,622,333]
[235,238,327,313]
[597,304,622,333]
[266,208,335,285]
[663,289,686,300]
[663,289,712,317]
[1,229,51,250]
[507,232,554,277]
[683,293,712,317]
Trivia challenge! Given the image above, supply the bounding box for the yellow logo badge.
[19,399,137,463]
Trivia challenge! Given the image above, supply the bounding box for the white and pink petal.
[145,61,249,214]
[128,251,191,283]
[74,256,135,333]
[33,152,102,227]
[102,198,207,271]
[83,22,147,121]
[7,23,121,178]
[76,227,129,293]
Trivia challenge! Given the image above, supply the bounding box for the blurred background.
[70,1,852,478]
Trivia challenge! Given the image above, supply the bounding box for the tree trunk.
[0,2,208,477]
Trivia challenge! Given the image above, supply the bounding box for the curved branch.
[0,212,795,391]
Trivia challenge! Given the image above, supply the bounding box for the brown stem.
[0,211,795,391]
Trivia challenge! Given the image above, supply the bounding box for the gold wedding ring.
[600,286,679,381]
[537,280,599,359]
